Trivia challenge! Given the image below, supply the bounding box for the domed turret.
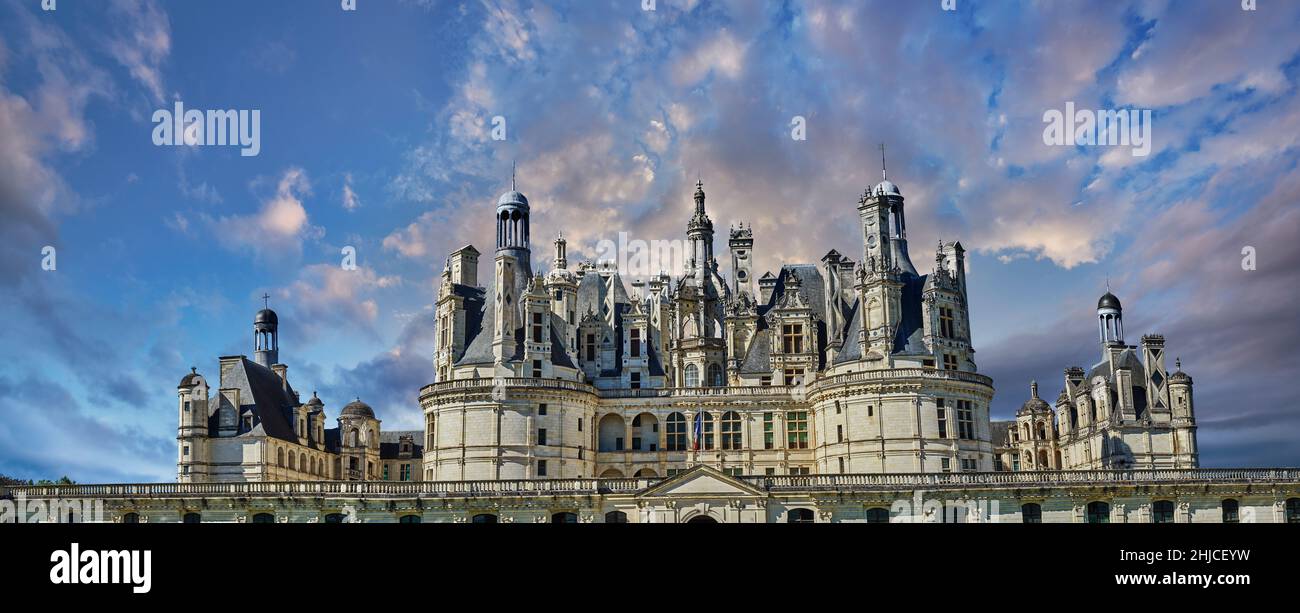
[340,398,374,419]
[1097,291,1122,311]
[178,367,202,388]
[253,295,280,368]
[1018,380,1052,414]
[1097,287,1124,345]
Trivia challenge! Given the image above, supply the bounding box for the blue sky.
[1,0,1297,482]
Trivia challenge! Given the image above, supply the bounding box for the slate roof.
[378,430,424,460]
[220,357,300,443]
[739,329,772,374]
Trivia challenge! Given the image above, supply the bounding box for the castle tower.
[253,297,278,368]
[729,222,754,297]
[686,180,716,287]
[177,368,209,483]
[1098,290,1124,345]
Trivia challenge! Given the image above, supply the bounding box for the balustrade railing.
[4,469,1296,500]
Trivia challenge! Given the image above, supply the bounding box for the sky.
[0,0,1297,482]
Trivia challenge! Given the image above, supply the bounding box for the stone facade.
[7,467,1299,523]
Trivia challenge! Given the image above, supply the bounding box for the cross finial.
[880,143,887,181]
[262,293,270,308]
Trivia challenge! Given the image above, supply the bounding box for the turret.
[253,298,278,368]
[177,368,209,482]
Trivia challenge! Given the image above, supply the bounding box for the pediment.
[636,465,765,498]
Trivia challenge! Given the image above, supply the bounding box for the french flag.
[692,411,704,451]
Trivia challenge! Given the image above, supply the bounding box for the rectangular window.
[537,460,548,476]
[957,400,975,440]
[1012,456,1021,471]
[760,376,772,387]
[725,467,743,477]
[183,401,191,412]
[615,437,624,451]
[585,334,596,362]
[838,457,845,474]
[782,323,804,354]
[538,428,547,446]
[667,469,683,477]
[401,464,412,481]
[568,311,575,325]
[783,369,805,386]
[538,403,547,416]
[961,459,976,472]
[183,445,189,456]
[578,418,583,432]
[941,458,951,473]
[630,372,641,389]
[789,467,810,475]
[763,412,774,449]
[939,307,955,339]
[578,446,584,460]
[383,465,390,481]
[632,437,641,450]
[532,360,542,378]
[786,411,809,449]
[943,354,959,371]
[630,328,641,357]
[765,468,776,476]
[531,312,543,343]
[836,424,843,443]
[937,398,948,439]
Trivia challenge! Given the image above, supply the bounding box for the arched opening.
[1087,501,1110,524]
[787,508,815,523]
[1037,422,1046,440]
[252,513,275,524]
[631,413,658,451]
[684,364,699,387]
[121,513,139,524]
[685,515,718,524]
[323,513,345,523]
[182,512,201,524]
[276,447,285,467]
[720,411,742,450]
[551,512,578,524]
[598,413,626,452]
[599,468,625,478]
[1221,499,1239,523]
[472,513,498,524]
[665,412,687,451]
[398,514,422,524]
[1037,449,1049,470]
[865,508,890,524]
[634,468,658,477]
[1021,503,1042,523]
[288,452,296,471]
[605,511,628,524]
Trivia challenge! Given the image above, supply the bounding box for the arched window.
[1037,423,1046,440]
[604,511,628,524]
[720,411,742,450]
[1021,503,1042,523]
[684,364,699,387]
[1087,501,1110,524]
[347,428,359,447]
[1221,499,1239,524]
[666,413,687,451]
[1037,449,1049,470]
[865,508,890,524]
[551,512,578,524]
[276,447,285,467]
[121,513,139,524]
[288,452,296,471]
[1286,498,1300,524]
[1152,500,1175,524]
[182,512,201,524]
[708,363,724,387]
[323,513,345,523]
[787,508,815,523]
[252,513,275,524]
[399,514,422,524]
[472,513,498,524]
